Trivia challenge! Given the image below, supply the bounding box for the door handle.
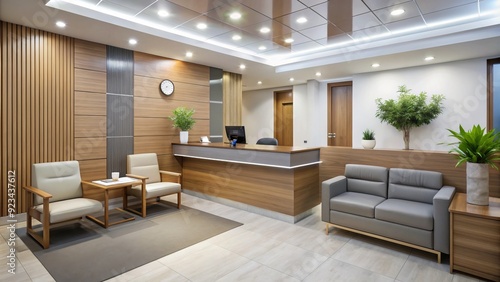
[328,132,336,138]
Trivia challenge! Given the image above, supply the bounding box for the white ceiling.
[1,0,500,90]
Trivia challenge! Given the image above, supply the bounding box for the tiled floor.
[0,193,486,282]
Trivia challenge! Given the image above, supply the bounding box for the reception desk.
[173,143,321,222]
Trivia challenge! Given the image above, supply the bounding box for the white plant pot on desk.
[180,131,189,144]
[361,139,376,149]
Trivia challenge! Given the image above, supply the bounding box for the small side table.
[83,177,142,228]
[449,193,500,281]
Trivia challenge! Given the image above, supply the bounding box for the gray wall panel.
[106,46,134,176]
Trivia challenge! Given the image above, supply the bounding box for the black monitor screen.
[225,126,247,144]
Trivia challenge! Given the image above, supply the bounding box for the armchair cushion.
[375,199,434,230]
[129,182,181,199]
[35,198,103,224]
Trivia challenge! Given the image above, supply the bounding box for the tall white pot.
[466,162,489,206]
[180,131,189,144]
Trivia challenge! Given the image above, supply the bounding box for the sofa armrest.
[433,186,456,254]
[321,176,347,222]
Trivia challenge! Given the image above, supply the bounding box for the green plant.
[168,107,196,131]
[446,124,500,169]
[375,85,445,150]
[362,129,375,140]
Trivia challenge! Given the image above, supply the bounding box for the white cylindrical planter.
[361,139,376,149]
[180,131,189,144]
[466,162,489,206]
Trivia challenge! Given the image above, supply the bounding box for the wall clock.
[160,79,174,96]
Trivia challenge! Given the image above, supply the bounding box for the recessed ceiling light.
[257,81,262,85]
[391,9,405,16]
[296,17,308,24]
[289,78,294,82]
[239,64,246,69]
[284,38,294,44]
[232,35,242,41]
[196,23,207,29]
[260,27,270,33]
[316,72,322,77]
[128,38,137,45]
[372,63,380,68]
[56,21,66,28]
[258,46,267,51]
[186,51,193,58]
[230,12,242,20]
[424,56,435,61]
[158,10,169,17]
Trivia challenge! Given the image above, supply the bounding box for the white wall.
[243,57,489,150]
[352,58,487,150]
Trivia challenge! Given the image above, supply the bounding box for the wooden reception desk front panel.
[173,143,321,216]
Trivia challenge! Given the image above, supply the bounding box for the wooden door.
[275,90,293,146]
[328,82,352,146]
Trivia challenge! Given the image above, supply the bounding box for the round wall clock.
[160,79,174,96]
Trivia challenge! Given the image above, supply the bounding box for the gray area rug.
[17,204,242,282]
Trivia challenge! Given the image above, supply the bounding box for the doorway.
[274,90,293,146]
[327,82,352,146]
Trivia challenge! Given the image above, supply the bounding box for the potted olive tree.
[446,124,500,205]
[361,129,376,149]
[168,107,196,143]
[375,85,445,150]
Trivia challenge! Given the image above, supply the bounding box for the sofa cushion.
[388,168,442,204]
[345,164,388,198]
[330,192,386,218]
[375,199,434,231]
[129,182,181,199]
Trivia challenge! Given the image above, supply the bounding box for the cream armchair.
[126,153,181,217]
[23,161,103,249]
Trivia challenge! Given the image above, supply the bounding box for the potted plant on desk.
[168,107,196,143]
[446,124,500,205]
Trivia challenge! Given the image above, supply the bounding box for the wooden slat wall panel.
[74,39,107,201]
[222,71,242,141]
[319,147,500,197]
[134,52,210,172]
[0,22,74,216]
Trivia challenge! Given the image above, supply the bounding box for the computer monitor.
[225,126,247,144]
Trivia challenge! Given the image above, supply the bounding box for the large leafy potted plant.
[446,124,500,205]
[361,129,376,149]
[168,107,196,143]
[375,85,445,150]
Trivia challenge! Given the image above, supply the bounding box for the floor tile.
[304,257,395,282]
[217,261,299,282]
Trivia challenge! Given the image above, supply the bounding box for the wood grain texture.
[134,52,209,85]
[74,39,106,71]
[0,22,74,216]
[134,117,209,137]
[181,158,320,216]
[134,97,209,119]
[320,146,500,197]
[75,68,106,93]
[222,71,242,142]
[134,75,209,102]
[75,91,106,116]
[74,137,106,160]
[450,194,500,281]
[75,115,106,137]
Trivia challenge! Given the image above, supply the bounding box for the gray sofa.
[322,164,456,262]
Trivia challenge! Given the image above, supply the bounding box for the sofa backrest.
[388,168,442,204]
[345,164,388,198]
